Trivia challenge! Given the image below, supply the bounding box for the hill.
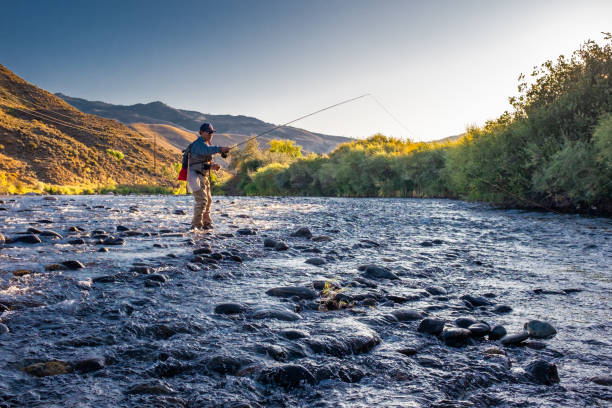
[55,94,354,153]
[0,64,179,192]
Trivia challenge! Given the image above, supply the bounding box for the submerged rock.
[69,238,86,245]
[250,306,302,321]
[237,228,256,236]
[461,294,492,307]
[305,257,326,266]
[455,317,477,328]
[0,323,9,335]
[591,375,612,386]
[305,330,380,357]
[391,309,423,321]
[417,318,445,335]
[102,236,125,246]
[468,322,491,337]
[23,360,72,377]
[493,305,513,314]
[266,286,317,300]
[73,357,105,373]
[281,329,309,339]
[257,364,316,389]
[488,325,507,340]
[524,360,560,385]
[425,286,447,296]
[214,303,247,315]
[291,227,312,239]
[11,234,41,244]
[524,320,557,338]
[61,260,85,270]
[207,355,243,375]
[127,380,175,395]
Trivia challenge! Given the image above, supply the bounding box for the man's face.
[201,131,213,142]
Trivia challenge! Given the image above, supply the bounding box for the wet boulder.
[102,236,125,246]
[73,357,105,373]
[455,317,477,328]
[488,325,507,340]
[263,238,279,248]
[524,320,557,338]
[214,303,247,315]
[417,318,445,335]
[305,329,380,357]
[441,328,472,347]
[425,286,447,296]
[397,346,418,356]
[61,260,85,270]
[391,309,423,321]
[461,294,492,307]
[591,375,612,386]
[206,355,244,375]
[291,227,312,239]
[11,234,42,244]
[250,306,302,321]
[468,322,491,337]
[266,286,317,300]
[500,331,529,346]
[257,364,316,389]
[524,360,560,385]
[360,265,399,280]
[126,380,175,395]
[23,360,72,377]
[280,329,309,339]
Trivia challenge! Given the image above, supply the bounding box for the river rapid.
[0,195,610,407]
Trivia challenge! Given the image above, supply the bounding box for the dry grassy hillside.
[0,64,180,190]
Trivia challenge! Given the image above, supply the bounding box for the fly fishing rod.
[225,93,371,153]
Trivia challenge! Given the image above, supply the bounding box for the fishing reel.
[221,152,228,159]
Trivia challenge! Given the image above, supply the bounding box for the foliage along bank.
[224,36,612,214]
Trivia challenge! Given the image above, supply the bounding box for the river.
[0,195,610,407]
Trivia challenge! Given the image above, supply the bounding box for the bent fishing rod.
[226,93,371,152]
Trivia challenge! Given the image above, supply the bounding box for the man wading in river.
[185,123,230,230]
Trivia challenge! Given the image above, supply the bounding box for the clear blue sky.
[1,0,610,141]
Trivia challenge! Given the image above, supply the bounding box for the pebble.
[524,320,557,338]
[291,227,312,239]
[441,328,472,347]
[524,360,560,385]
[305,257,326,266]
[266,286,317,300]
[417,318,445,335]
[500,331,529,346]
[488,325,507,340]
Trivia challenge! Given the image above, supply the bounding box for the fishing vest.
[183,142,212,174]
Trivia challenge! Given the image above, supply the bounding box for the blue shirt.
[190,136,221,156]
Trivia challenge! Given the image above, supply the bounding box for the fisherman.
[186,123,230,230]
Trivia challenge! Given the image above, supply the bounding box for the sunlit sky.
[1,0,610,141]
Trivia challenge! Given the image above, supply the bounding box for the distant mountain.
[0,64,178,188]
[55,94,353,153]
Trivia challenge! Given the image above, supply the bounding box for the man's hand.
[219,146,230,154]
[211,163,221,171]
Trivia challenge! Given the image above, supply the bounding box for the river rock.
[291,227,312,239]
[493,305,513,314]
[425,286,447,296]
[281,329,309,339]
[127,380,175,395]
[266,286,317,300]
[116,225,130,231]
[43,196,58,201]
[500,331,529,346]
[461,294,492,307]
[250,306,302,321]
[0,323,9,334]
[102,236,125,246]
[312,235,332,242]
[468,322,491,337]
[275,241,289,251]
[417,318,445,335]
[206,355,243,375]
[73,357,105,373]
[237,228,256,235]
[263,238,278,248]
[0,233,5,244]
[488,325,507,340]
[524,360,560,385]
[591,375,612,386]
[391,309,423,321]
[524,320,557,338]
[305,257,326,266]
[23,360,72,377]
[305,330,380,357]
[257,364,316,389]
[12,234,41,244]
[455,317,477,328]
[214,303,247,314]
[39,230,62,238]
[361,265,399,280]
[61,260,85,270]
[69,238,86,245]
[397,347,418,356]
[27,227,42,234]
[98,247,108,252]
[13,269,34,277]
[441,328,472,347]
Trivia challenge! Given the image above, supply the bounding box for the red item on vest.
[178,167,187,181]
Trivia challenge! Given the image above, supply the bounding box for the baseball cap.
[200,123,215,133]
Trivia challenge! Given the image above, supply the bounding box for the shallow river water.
[0,195,610,407]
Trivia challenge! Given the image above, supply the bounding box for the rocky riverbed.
[0,195,611,407]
